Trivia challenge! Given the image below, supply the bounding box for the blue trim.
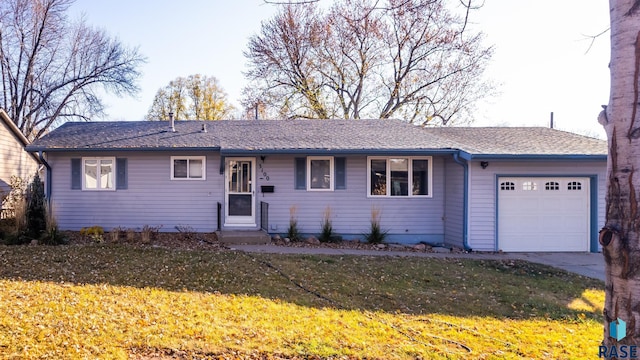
[494,174,599,253]
[26,146,223,152]
[468,154,607,161]
[384,233,444,245]
[38,151,52,207]
[27,146,605,161]
[458,151,473,161]
[494,174,499,252]
[590,176,599,252]
[221,149,458,156]
[452,152,471,251]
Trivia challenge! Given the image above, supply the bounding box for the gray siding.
[0,121,38,193]
[249,155,446,244]
[467,160,606,251]
[443,158,464,248]
[48,152,224,232]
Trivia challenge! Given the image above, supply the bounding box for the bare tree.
[244,0,493,125]
[146,74,235,120]
[0,0,145,139]
[244,4,328,119]
[599,0,640,349]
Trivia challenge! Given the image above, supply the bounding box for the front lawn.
[0,245,604,359]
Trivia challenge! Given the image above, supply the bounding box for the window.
[568,181,582,190]
[307,157,333,191]
[171,156,205,180]
[368,157,431,197]
[545,181,560,190]
[500,182,515,191]
[522,181,537,191]
[83,157,115,190]
[294,157,346,191]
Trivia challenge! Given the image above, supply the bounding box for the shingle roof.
[421,127,607,156]
[26,119,607,158]
[27,119,457,153]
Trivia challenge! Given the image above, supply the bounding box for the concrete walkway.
[229,244,606,282]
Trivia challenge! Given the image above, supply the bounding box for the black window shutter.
[335,157,346,190]
[294,157,306,190]
[116,158,128,190]
[71,158,81,190]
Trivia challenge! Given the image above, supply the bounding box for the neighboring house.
[26,119,607,252]
[0,109,40,207]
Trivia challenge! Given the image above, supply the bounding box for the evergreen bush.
[25,173,46,240]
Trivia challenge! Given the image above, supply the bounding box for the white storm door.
[225,158,256,226]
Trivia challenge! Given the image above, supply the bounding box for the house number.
[258,163,270,181]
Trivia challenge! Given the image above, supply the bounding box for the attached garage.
[497,177,590,252]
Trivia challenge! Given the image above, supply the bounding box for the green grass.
[0,245,604,359]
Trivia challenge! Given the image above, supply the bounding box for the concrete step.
[216,230,271,245]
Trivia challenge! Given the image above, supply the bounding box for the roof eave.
[220,148,459,156]
[466,154,607,161]
[26,146,223,152]
[0,109,30,147]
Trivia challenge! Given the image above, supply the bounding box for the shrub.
[319,206,340,243]
[126,228,137,242]
[175,225,196,242]
[25,173,46,239]
[40,201,66,245]
[80,226,105,243]
[2,175,28,213]
[12,198,27,238]
[141,225,161,244]
[287,205,302,242]
[109,227,124,243]
[363,206,388,244]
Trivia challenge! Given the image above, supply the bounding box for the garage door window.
[522,181,537,191]
[500,182,515,191]
[545,181,560,190]
[568,181,582,190]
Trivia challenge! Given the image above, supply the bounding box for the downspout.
[452,152,471,251]
[38,151,52,207]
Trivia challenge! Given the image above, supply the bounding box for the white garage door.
[498,177,590,252]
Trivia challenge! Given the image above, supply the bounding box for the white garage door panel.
[498,177,589,252]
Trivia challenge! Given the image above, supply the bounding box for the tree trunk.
[601,0,640,348]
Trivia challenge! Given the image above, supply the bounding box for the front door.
[225,158,256,226]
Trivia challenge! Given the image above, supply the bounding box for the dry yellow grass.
[0,245,604,359]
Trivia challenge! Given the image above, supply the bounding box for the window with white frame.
[307,156,333,191]
[171,156,206,180]
[83,157,115,190]
[367,157,431,197]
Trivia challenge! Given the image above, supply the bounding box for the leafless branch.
[244,0,494,124]
[263,0,319,4]
[582,27,610,54]
[0,0,145,139]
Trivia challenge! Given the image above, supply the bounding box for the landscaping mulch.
[61,230,459,253]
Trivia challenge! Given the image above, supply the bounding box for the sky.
[69,0,611,138]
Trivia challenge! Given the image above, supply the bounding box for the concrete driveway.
[504,252,605,281]
[229,244,606,281]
